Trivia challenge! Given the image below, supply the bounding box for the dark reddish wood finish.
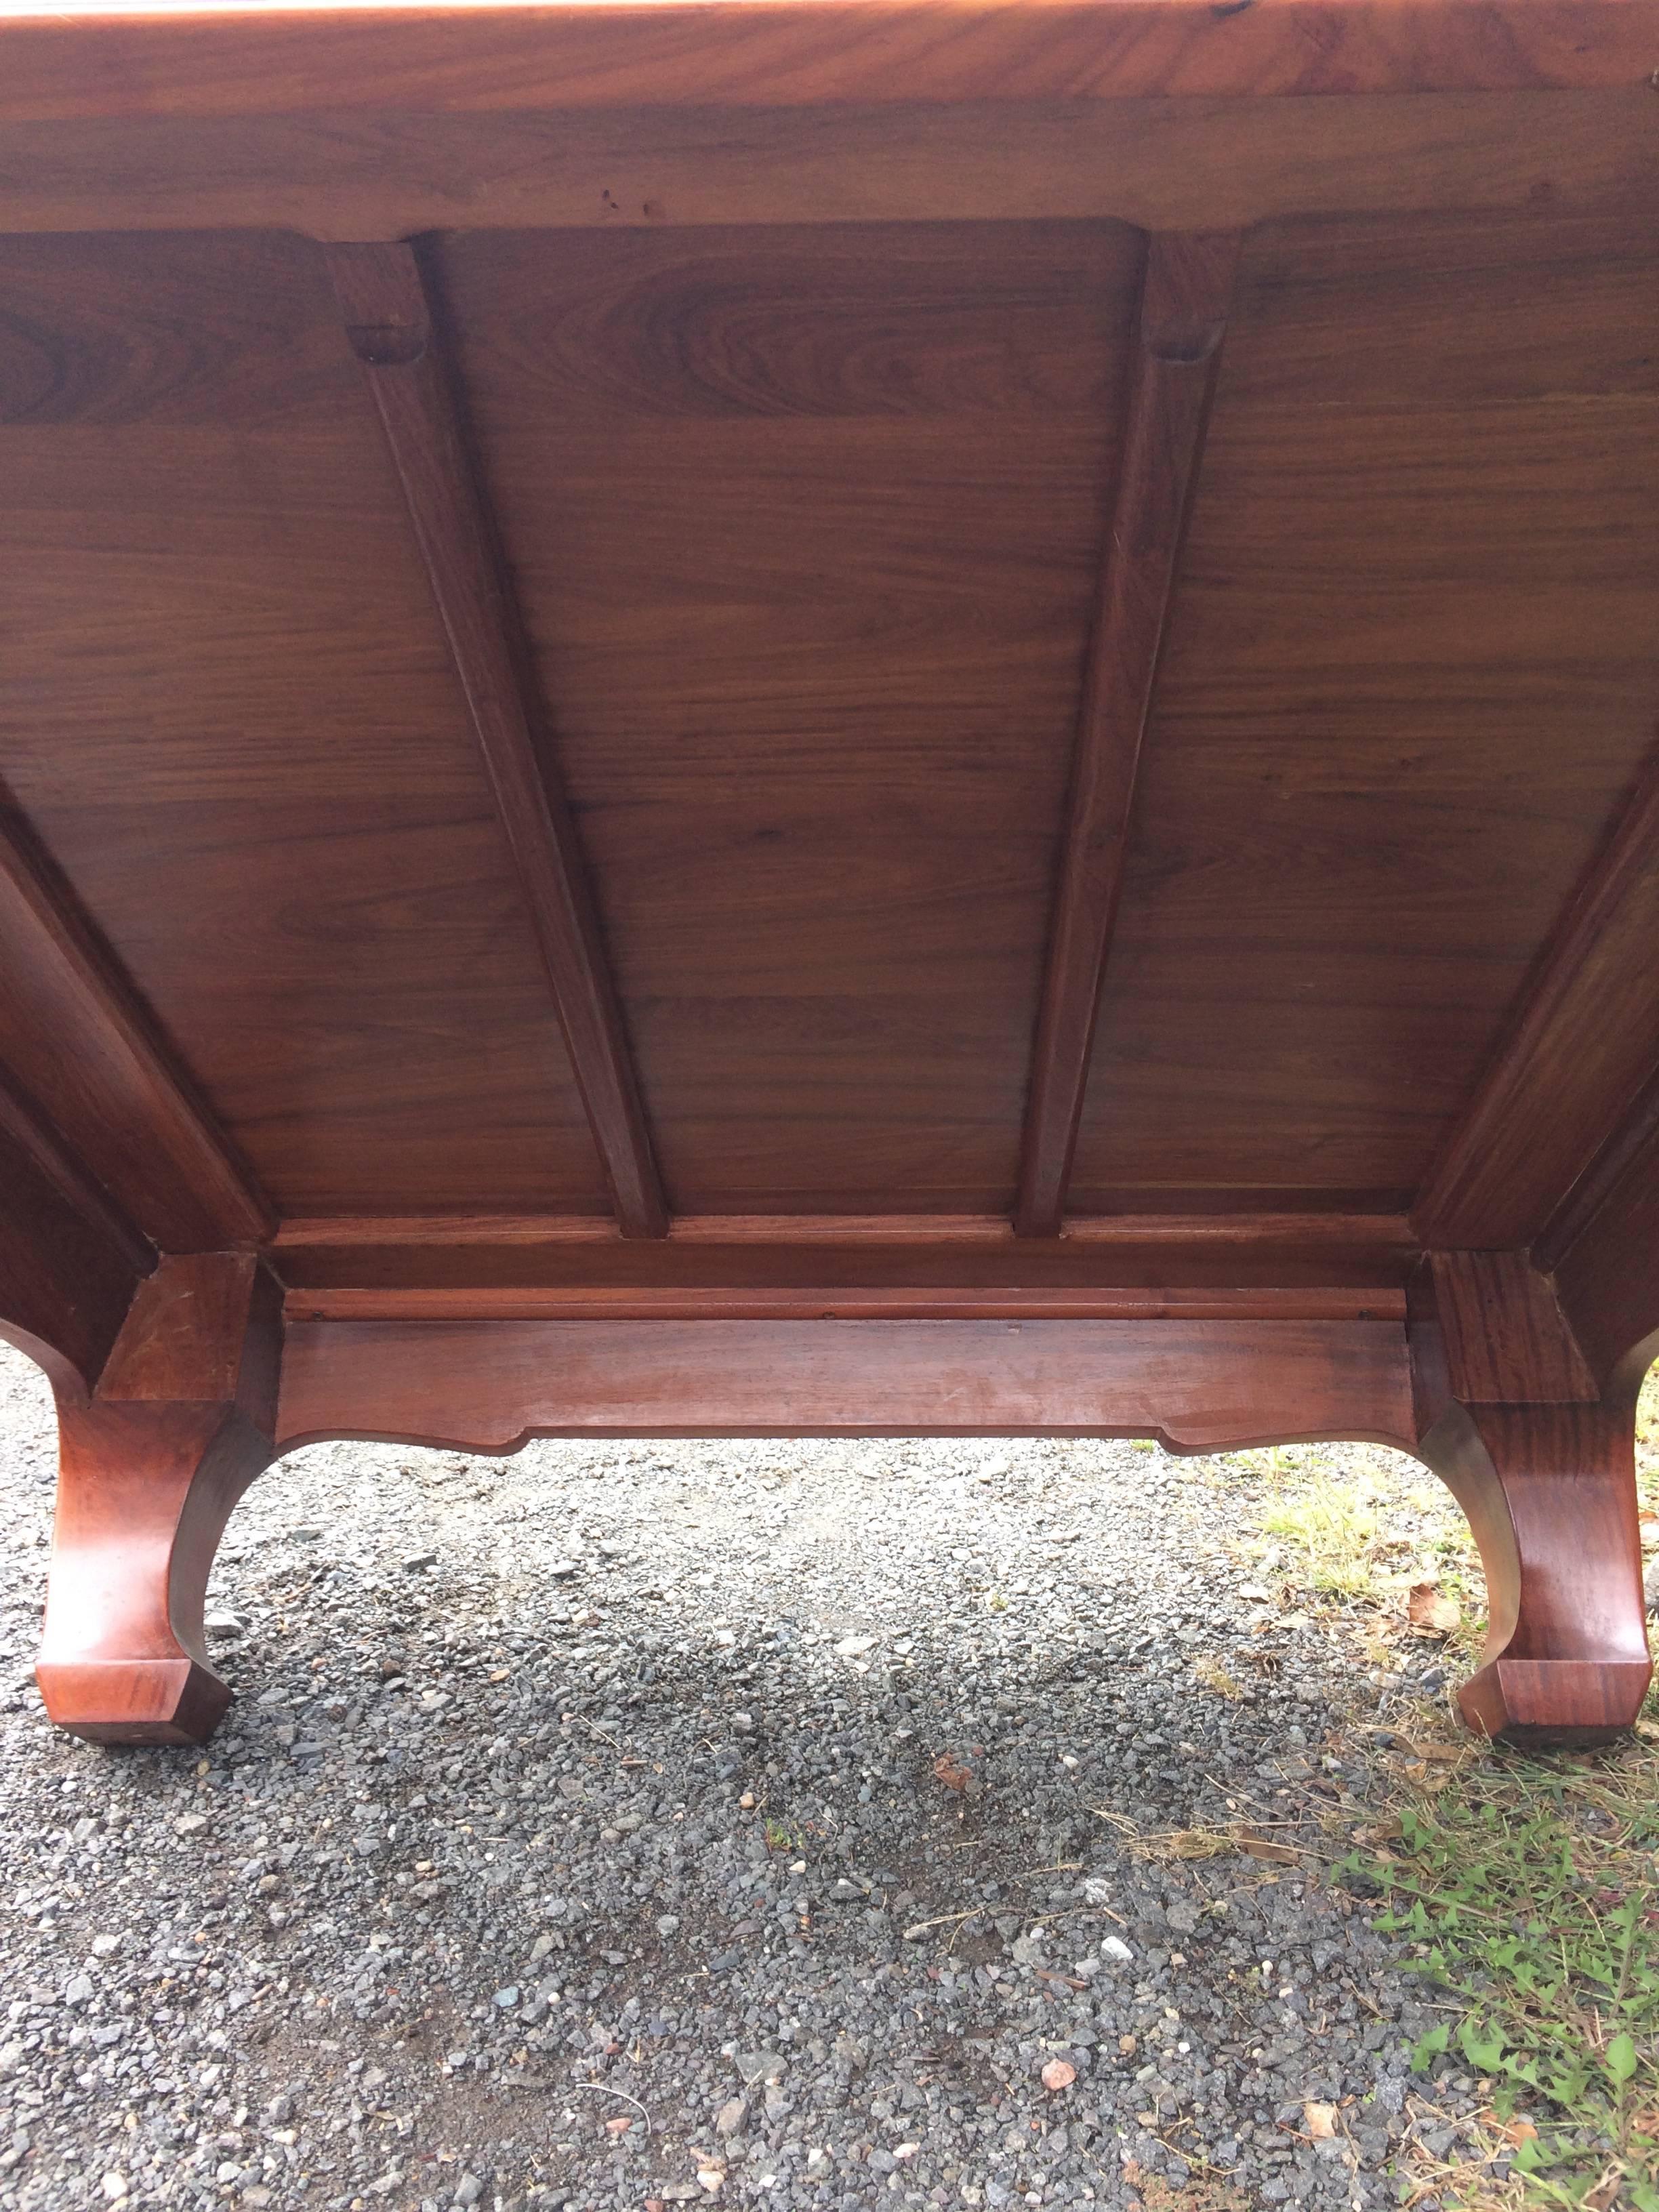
[1417,1401,1650,1748]
[3,0,1655,119]
[36,1254,282,1744]
[279,1314,1415,1456]
[0,802,273,1251]
[1414,744,1659,1250]
[1017,232,1237,1236]
[1412,1252,1650,1744]
[0,0,1654,1748]
[325,241,668,1238]
[0,1112,149,1402]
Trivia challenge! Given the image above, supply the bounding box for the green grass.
[1338,1749,1659,2209]
[1225,1367,1659,2207]
[1258,1471,1380,1594]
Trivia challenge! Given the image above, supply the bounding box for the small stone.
[402,1553,438,1572]
[453,2176,483,2208]
[1040,2059,1077,2091]
[530,1933,556,1963]
[695,2171,724,2196]
[204,1611,245,1635]
[549,1560,581,1580]
[835,1634,876,1657]
[289,1527,324,1543]
[715,2096,747,2137]
[1101,1936,1134,1963]
[90,1933,121,1957]
[175,1812,209,1836]
[492,1986,520,2009]
[63,1974,94,2007]
[100,2175,128,2203]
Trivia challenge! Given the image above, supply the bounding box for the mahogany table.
[1,0,1656,1750]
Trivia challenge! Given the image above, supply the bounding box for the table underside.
[0,0,1656,1746]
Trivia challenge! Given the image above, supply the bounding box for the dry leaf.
[1303,2101,1338,2140]
[1040,2058,1077,2092]
[1238,1832,1300,1866]
[932,1751,977,1795]
[1407,1582,1460,1635]
[1407,1741,1466,1763]
[1193,1656,1246,1700]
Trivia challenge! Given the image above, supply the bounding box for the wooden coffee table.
[1,0,1656,1748]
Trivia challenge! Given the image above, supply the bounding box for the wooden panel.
[0,1064,151,1277]
[326,240,666,1237]
[4,95,1657,242]
[1555,1140,1659,1394]
[289,1285,1406,1322]
[271,1207,1416,1292]
[433,221,1142,1212]
[0,228,611,1216]
[0,798,272,1250]
[1069,209,1659,1206]
[1017,230,1237,1235]
[277,1314,1416,1453]
[3,1,1653,121]
[1535,1064,1659,1275]
[1415,745,1659,1249]
[1427,1250,1596,1405]
[0,1118,146,1399]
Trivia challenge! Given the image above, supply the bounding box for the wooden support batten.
[1415,744,1659,1252]
[325,241,670,1241]
[1015,230,1240,1237]
[0,804,274,1252]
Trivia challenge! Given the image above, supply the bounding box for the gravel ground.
[0,1340,1496,2212]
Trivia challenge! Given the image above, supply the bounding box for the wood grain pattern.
[1069,213,1659,1208]
[1554,1138,1659,1395]
[0,228,611,1217]
[432,221,1141,1211]
[1017,231,1237,1235]
[1418,1399,1650,1745]
[0,796,273,1250]
[35,1254,282,1744]
[5,95,1657,242]
[1534,1062,1659,1276]
[270,1210,1418,1292]
[0,1117,148,1400]
[1415,744,1659,1249]
[326,240,667,1237]
[277,1315,1416,1454]
[0,1063,152,1277]
[3,1,1654,123]
[1427,1249,1596,1406]
[287,1284,1406,1323]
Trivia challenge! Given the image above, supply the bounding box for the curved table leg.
[35,1252,281,1746]
[37,1401,272,1744]
[1420,1399,1651,1747]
